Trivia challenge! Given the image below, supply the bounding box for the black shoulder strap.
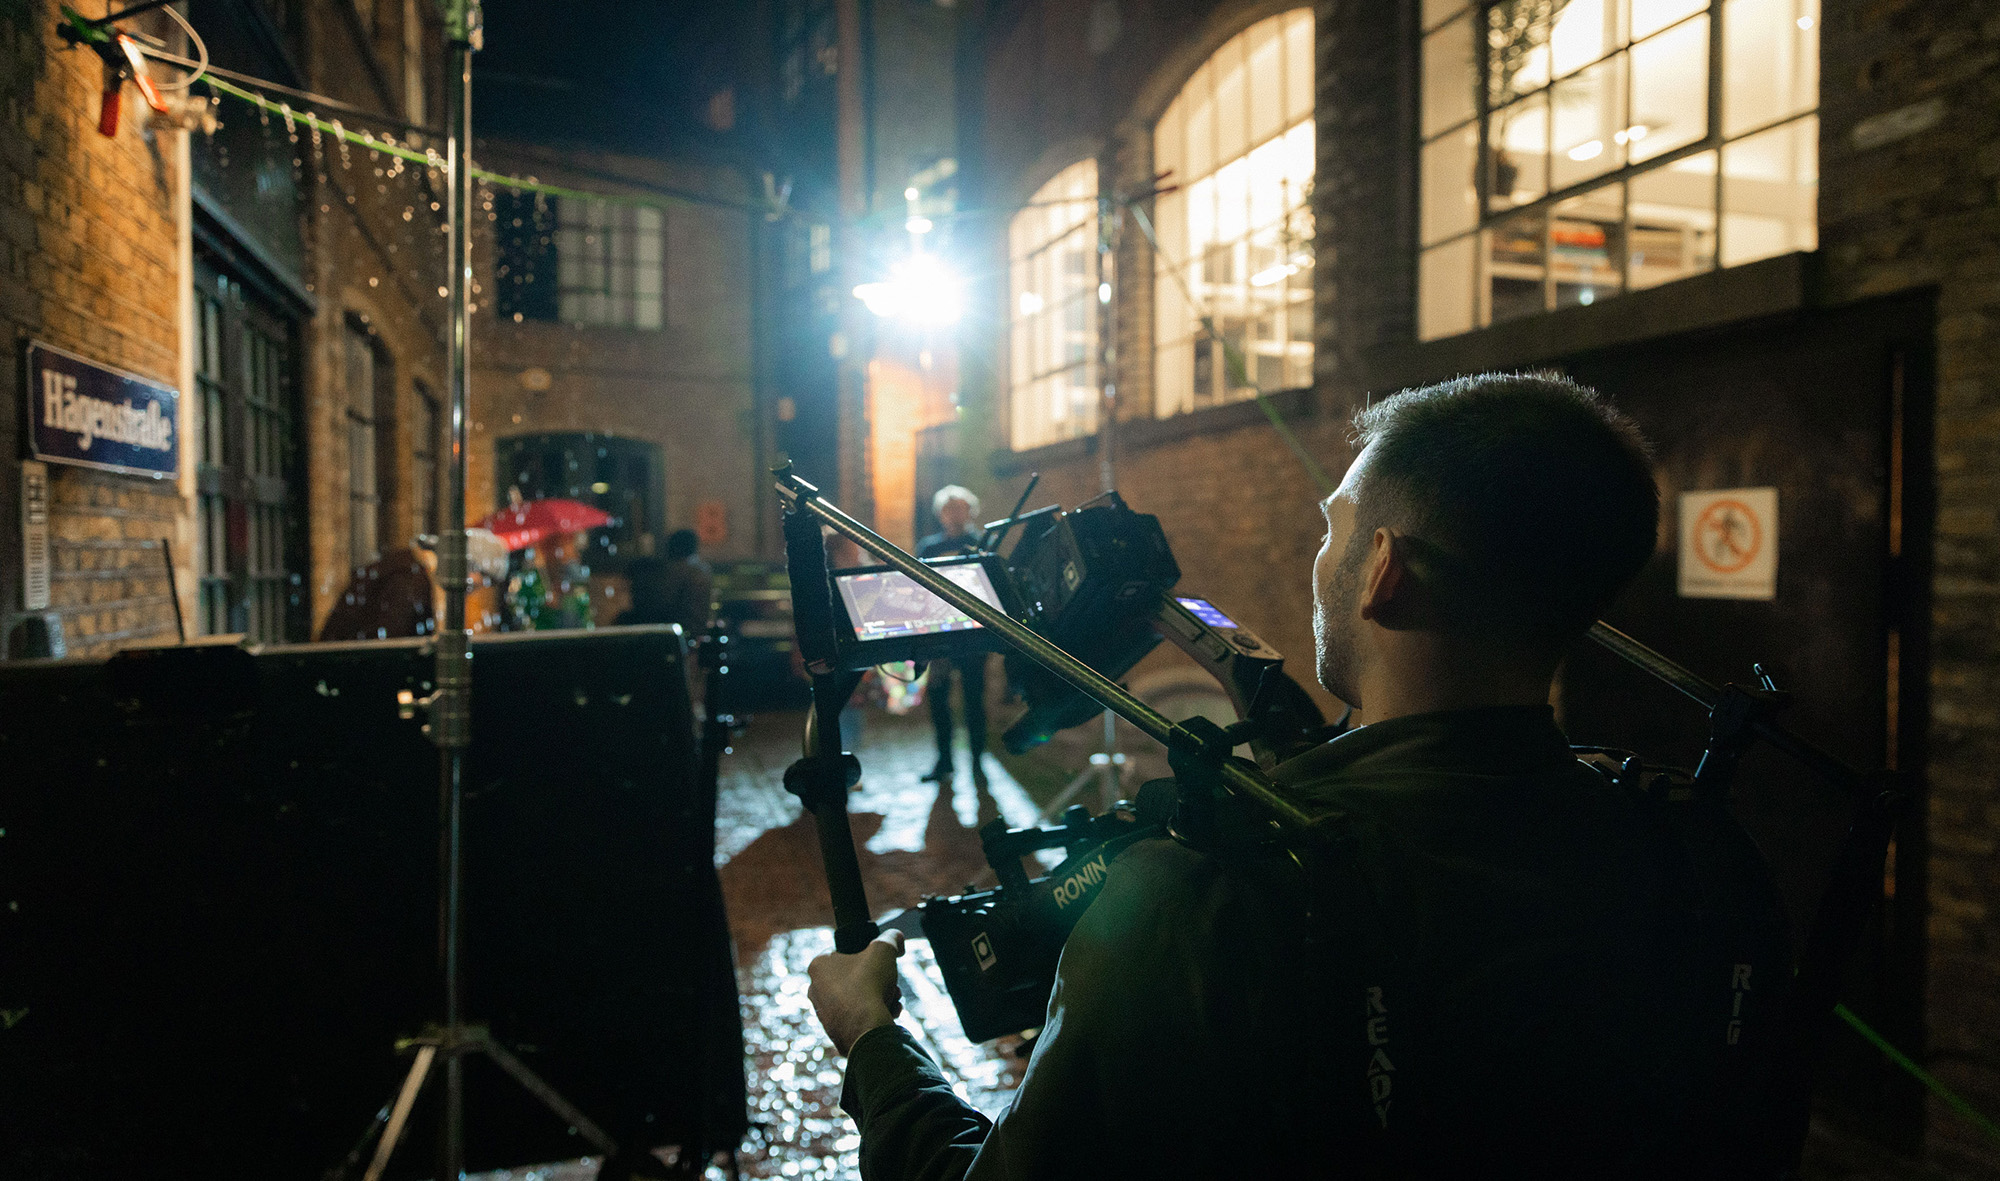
[1305,817,1421,1175]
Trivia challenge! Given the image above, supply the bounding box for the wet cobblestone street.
[718,706,1044,1179]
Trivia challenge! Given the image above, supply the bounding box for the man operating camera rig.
[807,373,1787,1177]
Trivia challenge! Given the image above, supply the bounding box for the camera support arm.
[1588,622,1906,1173]
[775,466,1312,834]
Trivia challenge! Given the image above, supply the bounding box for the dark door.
[1553,291,1935,1150]
[193,253,308,643]
[497,432,667,573]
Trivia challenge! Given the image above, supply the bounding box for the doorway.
[1553,291,1936,1150]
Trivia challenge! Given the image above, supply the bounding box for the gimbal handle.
[781,496,880,954]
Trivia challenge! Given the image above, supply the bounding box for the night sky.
[473,0,740,153]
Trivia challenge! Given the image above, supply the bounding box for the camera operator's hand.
[807,929,906,1056]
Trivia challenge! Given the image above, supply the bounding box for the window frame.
[195,254,307,644]
[554,197,666,331]
[1006,159,1101,452]
[1417,0,1820,340]
[343,319,394,571]
[1150,8,1317,421]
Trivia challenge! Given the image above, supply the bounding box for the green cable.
[1836,1003,2000,1145]
[197,74,743,214]
[1125,202,1338,497]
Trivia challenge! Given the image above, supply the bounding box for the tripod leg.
[332,1102,393,1181]
[476,1034,621,1156]
[363,1043,437,1181]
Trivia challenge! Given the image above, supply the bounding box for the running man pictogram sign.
[1678,487,1778,600]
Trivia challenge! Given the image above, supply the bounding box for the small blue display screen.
[1176,597,1239,630]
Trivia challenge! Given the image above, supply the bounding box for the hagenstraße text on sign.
[27,341,179,479]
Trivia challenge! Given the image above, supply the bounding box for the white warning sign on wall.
[1679,487,1778,601]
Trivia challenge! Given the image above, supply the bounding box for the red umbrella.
[478,498,613,552]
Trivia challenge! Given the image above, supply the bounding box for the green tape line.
[1836,1003,2000,1145]
[197,75,711,211]
[1126,203,1337,497]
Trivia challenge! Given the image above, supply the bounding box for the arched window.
[1008,159,1099,450]
[1153,9,1314,419]
[1419,0,1818,340]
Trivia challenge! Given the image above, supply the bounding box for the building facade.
[951,0,1999,1174]
[476,139,762,617]
[2,0,764,653]
[1,1,195,658]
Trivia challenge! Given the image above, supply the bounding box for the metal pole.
[776,472,1312,829]
[433,6,479,1178]
[1092,192,1123,807]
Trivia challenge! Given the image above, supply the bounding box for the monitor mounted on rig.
[828,554,1018,668]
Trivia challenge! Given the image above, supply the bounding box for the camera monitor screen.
[837,562,1006,642]
[1175,597,1239,630]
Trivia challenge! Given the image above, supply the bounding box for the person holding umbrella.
[481,489,613,631]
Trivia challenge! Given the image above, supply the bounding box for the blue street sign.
[27,341,180,479]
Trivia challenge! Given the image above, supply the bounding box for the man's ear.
[1357,528,1407,623]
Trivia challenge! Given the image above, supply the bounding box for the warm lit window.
[555,198,665,330]
[1153,9,1315,418]
[1008,160,1099,450]
[1419,0,1818,340]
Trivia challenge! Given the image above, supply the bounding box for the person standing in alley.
[621,528,714,636]
[918,486,990,786]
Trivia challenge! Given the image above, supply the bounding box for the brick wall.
[958,0,1370,719]
[292,0,450,632]
[468,144,762,571]
[1817,3,2000,1174]
[0,1,191,657]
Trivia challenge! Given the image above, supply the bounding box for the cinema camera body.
[816,491,1333,1042]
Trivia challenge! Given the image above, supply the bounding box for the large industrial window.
[1153,9,1315,419]
[1008,160,1099,450]
[495,193,666,330]
[195,255,305,643]
[1419,0,1818,340]
[556,197,665,329]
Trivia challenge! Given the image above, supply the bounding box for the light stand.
[1044,190,1128,819]
[334,5,617,1177]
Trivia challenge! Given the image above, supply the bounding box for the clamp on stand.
[56,2,171,136]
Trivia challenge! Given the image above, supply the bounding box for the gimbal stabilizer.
[775,466,1308,956]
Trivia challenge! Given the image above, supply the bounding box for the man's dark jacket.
[840,706,1780,1178]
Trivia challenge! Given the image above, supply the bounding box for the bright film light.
[852,254,965,324]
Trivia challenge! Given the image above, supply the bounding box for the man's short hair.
[1349,372,1657,652]
[665,529,700,560]
[932,485,980,518]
